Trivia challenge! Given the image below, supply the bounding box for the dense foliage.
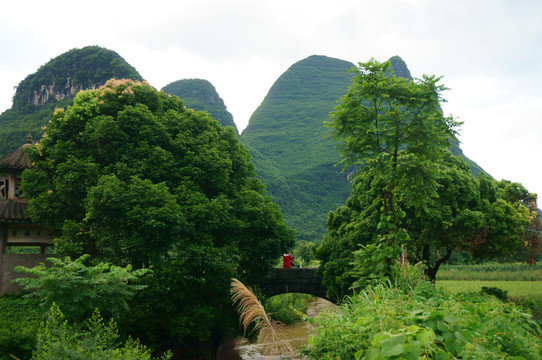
[303,280,542,359]
[0,295,41,360]
[317,59,539,298]
[21,79,294,355]
[263,293,312,325]
[14,255,149,323]
[33,304,170,360]
[293,240,317,266]
[161,79,238,133]
[329,58,460,218]
[241,55,483,244]
[0,46,143,156]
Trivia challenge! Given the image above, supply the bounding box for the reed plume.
[230,278,294,357]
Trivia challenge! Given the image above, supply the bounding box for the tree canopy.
[317,59,539,296]
[21,79,294,353]
[328,58,460,219]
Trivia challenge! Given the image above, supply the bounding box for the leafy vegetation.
[329,58,459,234]
[20,79,294,356]
[292,240,317,267]
[303,280,542,359]
[241,55,485,244]
[0,295,41,360]
[0,46,142,156]
[263,293,312,325]
[33,304,171,360]
[317,59,540,300]
[14,255,149,323]
[1,49,538,358]
[161,79,238,134]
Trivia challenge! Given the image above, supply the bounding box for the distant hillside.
[161,79,238,134]
[241,55,484,243]
[241,55,356,242]
[0,46,142,155]
[389,55,483,174]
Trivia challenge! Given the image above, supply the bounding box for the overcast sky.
[1,0,541,199]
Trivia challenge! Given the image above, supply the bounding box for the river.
[217,297,336,360]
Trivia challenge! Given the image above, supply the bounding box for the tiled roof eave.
[0,199,30,222]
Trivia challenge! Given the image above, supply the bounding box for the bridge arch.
[255,267,336,304]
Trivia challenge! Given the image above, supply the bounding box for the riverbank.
[217,297,336,359]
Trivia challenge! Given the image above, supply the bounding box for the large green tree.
[329,58,460,226]
[21,79,294,354]
[405,154,537,281]
[319,152,538,292]
[319,58,458,297]
[318,59,538,296]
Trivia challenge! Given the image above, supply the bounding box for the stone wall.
[0,254,50,295]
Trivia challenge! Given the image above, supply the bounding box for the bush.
[14,254,149,323]
[303,281,542,359]
[0,294,41,360]
[264,293,312,325]
[481,286,508,302]
[33,304,171,360]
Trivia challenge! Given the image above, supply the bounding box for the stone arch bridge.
[255,267,337,304]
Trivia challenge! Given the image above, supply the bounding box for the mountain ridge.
[161,78,238,133]
[0,46,143,155]
[0,48,489,242]
[241,54,484,242]
[241,55,356,241]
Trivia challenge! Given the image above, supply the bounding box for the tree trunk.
[426,248,453,282]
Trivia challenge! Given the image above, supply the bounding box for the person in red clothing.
[282,252,295,268]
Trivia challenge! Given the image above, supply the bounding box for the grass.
[437,280,542,325]
[437,280,542,297]
[437,263,542,281]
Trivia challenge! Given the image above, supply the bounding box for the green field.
[437,280,542,297]
[437,280,542,324]
[436,263,542,281]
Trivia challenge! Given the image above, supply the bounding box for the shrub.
[481,286,508,302]
[14,254,149,323]
[33,304,171,360]
[263,293,312,325]
[0,294,41,360]
[303,280,542,359]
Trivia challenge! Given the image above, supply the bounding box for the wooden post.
[0,224,7,254]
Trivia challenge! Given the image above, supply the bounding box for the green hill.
[241,55,484,243]
[161,79,238,134]
[0,46,142,155]
[240,55,356,242]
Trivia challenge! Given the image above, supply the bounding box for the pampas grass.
[230,278,294,357]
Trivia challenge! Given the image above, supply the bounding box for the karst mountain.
[161,79,238,134]
[0,46,142,155]
[0,47,484,243]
